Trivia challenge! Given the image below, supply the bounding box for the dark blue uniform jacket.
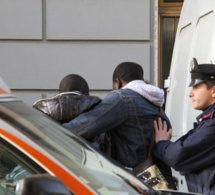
[154,103,215,195]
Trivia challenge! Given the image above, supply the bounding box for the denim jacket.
[63,80,171,168]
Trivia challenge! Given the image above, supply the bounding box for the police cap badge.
[189,58,215,87]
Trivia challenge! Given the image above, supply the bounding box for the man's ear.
[113,78,122,90]
[212,86,215,97]
[118,78,123,89]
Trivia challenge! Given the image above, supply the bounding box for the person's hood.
[122,80,164,107]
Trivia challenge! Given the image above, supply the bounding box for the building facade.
[0,0,183,105]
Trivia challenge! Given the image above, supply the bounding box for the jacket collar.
[196,103,215,123]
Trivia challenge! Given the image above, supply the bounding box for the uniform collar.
[196,103,215,123]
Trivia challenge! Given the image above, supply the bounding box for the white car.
[0,77,201,195]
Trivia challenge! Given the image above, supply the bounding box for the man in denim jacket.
[63,62,175,188]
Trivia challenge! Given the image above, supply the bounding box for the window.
[0,146,36,194]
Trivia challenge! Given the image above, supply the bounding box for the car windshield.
[0,100,158,195]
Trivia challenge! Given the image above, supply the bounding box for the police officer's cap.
[189,58,215,87]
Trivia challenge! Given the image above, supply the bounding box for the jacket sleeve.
[33,94,101,123]
[153,123,215,173]
[62,91,127,139]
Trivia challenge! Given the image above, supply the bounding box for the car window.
[0,145,35,195]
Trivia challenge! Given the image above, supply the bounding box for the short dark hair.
[112,62,144,82]
[59,74,89,95]
[205,79,215,89]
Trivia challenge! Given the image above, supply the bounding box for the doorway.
[159,0,184,88]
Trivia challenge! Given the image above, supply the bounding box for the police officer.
[153,58,215,195]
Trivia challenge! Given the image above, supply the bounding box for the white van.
[164,0,215,192]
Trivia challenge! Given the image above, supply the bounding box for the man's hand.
[154,117,172,143]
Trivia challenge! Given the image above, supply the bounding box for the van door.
[164,0,215,191]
